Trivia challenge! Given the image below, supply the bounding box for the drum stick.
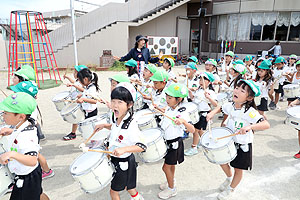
[142,111,158,116]
[149,92,155,105]
[201,76,206,91]
[83,129,98,145]
[88,149,113,154]
[153,108,176,122]
[217,132,239,140]
[64,99,76,103]
[0,89,8,97]
[86,93,107,105]
[134,85,145,96]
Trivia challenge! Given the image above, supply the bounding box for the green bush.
[109,61,126,71]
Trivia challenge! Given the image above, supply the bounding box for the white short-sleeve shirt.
[149,89,168,109]
[140,79,153,104]
[160,104,192,140]
[82,83,98,112]
[222,102,264,144]
[255,80,271,98]
[166,70,177,87]
[7,121,40,175]
[193,88,217,111]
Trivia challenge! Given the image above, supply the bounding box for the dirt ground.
[1,66,300,200]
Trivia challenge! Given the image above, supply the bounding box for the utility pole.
[70,0,78,66]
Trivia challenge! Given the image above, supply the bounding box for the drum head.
[60,103,79,115]
[284,84,299,89]
[287,106,300,118]
[201,127,233,148]
[70,149,105,175]
[52,91,70,101]
[142,128,163,143]
[135,109,154,123]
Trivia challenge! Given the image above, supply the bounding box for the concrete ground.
[1,66,300,200]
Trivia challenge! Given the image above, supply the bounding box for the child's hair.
[202,76,215,91]
[77,68,99,91]
[276,40,280,45]
[14,113,35,126]
[230,70,243,88]
[15,74,26,82]
[111,86,134,116]
[126,66,138,77]
[255,69,274,84]
[236,80,257,111]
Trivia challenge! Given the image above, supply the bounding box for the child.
[220,51,234,73]
[0,92,49,200]
[205,59,222,90]
[252,57,265,80]
[244,55,255,79]
[183,62,199,102]
[185,72,218,156]
[125,59,140,82]
[63,65,86,141]
[270,56,289,110]
[286,60,300,105]
[94,82,146,200]
[254,60,274,119]
[287,54,297,73]
[288,97,300,158]
[110,74,130,92]
[188,56,198,64]
[11,81,55,180]
[158,83,195,199]
[12,65,36,85]
[206,79,270,200]
[139,64,157,109]
[162,58,177,87]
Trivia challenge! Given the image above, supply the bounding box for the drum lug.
[72,113,77,120]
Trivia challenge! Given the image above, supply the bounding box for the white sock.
[227,186,234,191]
[168,186,175,191]
[226,176,232,181]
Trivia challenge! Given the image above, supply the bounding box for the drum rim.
[200,127,234,149]
[70,149,106,175]
[203,146,237,165]
[78,114,109,126]
[60,103,82,115]
[141,128,165,143]
[52,91,71,101]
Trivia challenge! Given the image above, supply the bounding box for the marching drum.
[52,91,71,111]
[138,128,167,163]
[78,114,110,141]
[286,106,300,130]
[200,127,237,165]
[181,102,200,124]
[283,84,300,98]
[135,109,158,131]
[60,103,85,124]
[133,92,145,112]
[217,93,228,106]
[70,148,115,193]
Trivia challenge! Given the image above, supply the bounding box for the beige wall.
[129,4,190,55]
[0,34,8,69]
[54,22,129,67]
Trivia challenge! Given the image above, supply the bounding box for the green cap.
[199,72,215,82]
[233,59,245,66]
[188,56,198,63]
[205,59,217,67]
[0,92,37,115]
[233,64,247,75]
[274,56,285,64]
[239,79,261,97]
[185,62,198,70]
[289,54,297,60]
[14,65,35,81]
[225,51,234,58]
[296,60,300,66]
[245,55,253,62]
[258,60,272,70]
[125,59,138,68]
[165,83,188,98]
[150,69,169,82]
[74,65,88,72]
[11,81,38,97]
[145,64,157,74]
[164,58,175,68]
[109,74,130,83]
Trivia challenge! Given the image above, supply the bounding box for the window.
[250,13,263,40]
[238,13,251,41]
[217,15,227,41]
[209,16,217,41]
[275,12,290,41]
[262,13,277,40]
[227,14,239,41]
[289,12,300,41]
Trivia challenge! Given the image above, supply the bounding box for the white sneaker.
[218,178,231,191]
[159,179,176,190]
[184,147,198,156]
[130,194,144,200]
[158,187,177,199]
[275,105,281,110]
[217,188,234,200]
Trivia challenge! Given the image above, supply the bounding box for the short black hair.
[111,86,133,103]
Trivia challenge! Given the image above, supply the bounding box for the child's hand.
[206,112,214,122]
[0,127,13,136]
[77,98,84,103]
[94,124,106,132]
[0,152,12,165]
[112,147,126,157]
[204,91,211,99]
[238,126,251,135]
[63,74,68,79]
[174,118,185,126]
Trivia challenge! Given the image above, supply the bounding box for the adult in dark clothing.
[114,35,163,77]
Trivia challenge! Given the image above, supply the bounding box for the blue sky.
[0,0,124,19]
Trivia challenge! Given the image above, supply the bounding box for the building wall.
[54,22,129,67]
[0,33,8,69]
[128,4,190,55]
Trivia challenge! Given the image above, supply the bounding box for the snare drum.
[52,91,71,111]
[217,93,228,106]
[181,102,199,124]
[200,127,237,165]
[135,109,158,131]
[70,148,115,193]
[133,92,145,112]
[138,128,167,163]
[283,84,300,98]
[78,114,110,141]
[286,106,300,130]
[60,103,85,124]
